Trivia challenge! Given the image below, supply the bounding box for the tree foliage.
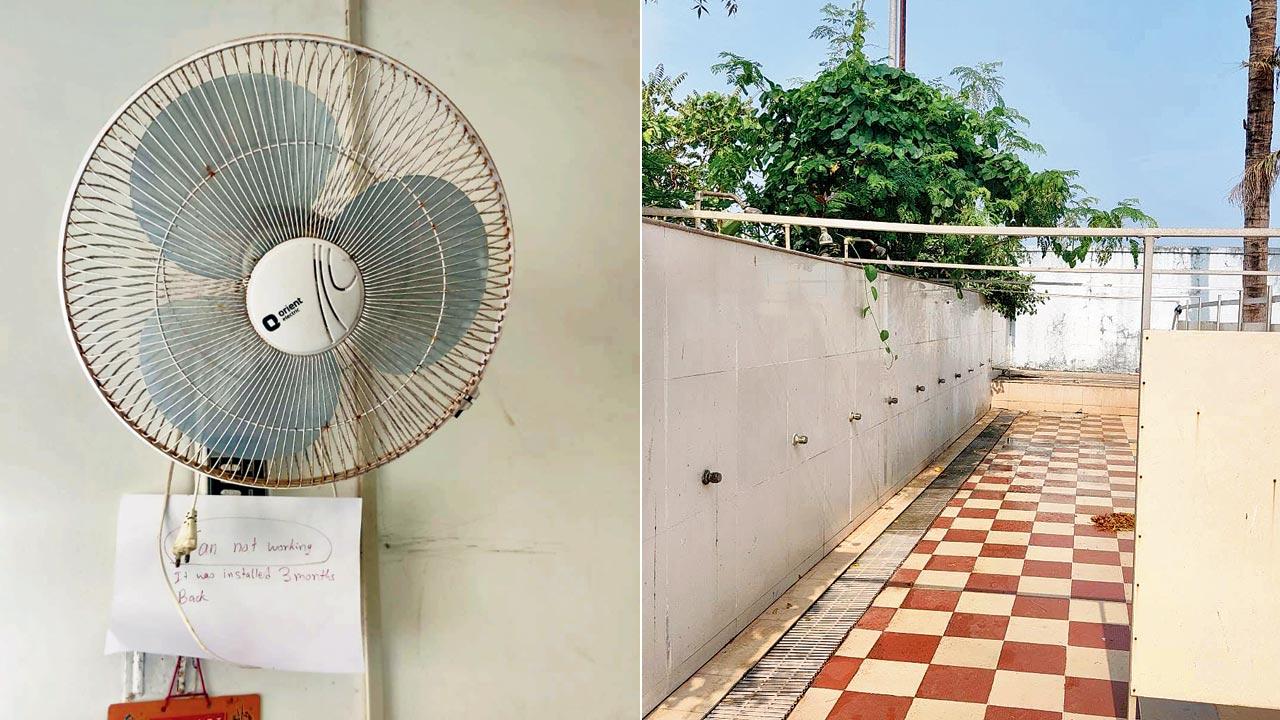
[642,2,1155,319]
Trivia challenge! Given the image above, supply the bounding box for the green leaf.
[870,286,879,301]
[879,329,890,342]
[863,265,878,282]
[860,305,870,318]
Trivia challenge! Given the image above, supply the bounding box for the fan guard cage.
[60,35,513,487]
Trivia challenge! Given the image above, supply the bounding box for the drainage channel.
[704,411,1019,720]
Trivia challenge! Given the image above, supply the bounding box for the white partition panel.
[1133,330,1280,709]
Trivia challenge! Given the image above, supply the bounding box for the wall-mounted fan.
[60,34,513,488]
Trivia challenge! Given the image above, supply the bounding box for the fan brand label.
[263,297,304,332]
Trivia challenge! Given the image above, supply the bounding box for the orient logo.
[262,297,303,332]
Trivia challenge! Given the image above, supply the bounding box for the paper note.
[106,494,364,673]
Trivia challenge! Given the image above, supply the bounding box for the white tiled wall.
[642,221,1005,710]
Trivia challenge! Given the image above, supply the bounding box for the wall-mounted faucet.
[937,378,946,384]
[792,433,809,445]
[849,411,862,422]
[915,384,926,392]
[954,373,962,379]
[701,469,723,485]
[887,396,899,405]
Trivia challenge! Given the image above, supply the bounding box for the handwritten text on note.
[106,495,364,673]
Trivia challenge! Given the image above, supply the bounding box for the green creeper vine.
[858,263,893,357]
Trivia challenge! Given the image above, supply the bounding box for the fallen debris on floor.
[1092,512,1136,532]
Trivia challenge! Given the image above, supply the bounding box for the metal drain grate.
[705,412,1018,719]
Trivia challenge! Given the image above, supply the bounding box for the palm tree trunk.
[1244,0,1276,324]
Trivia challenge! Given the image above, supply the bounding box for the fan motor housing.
[246,237,364,355]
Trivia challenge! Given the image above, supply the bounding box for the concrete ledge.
[992,369,1138,416]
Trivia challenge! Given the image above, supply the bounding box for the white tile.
[988,670,1065,712]
[956,591,1015,615]
[872,586,909,608]
[785,358,831,461]
[1005,615,1070,645]
[973,556,1024,576]
[735,364,789,486]
[935,541,983,557]
[847,659,928,696]
[835,628,881,658]
[1026,545,1074,562]
[1066,646,1129,681]
[643,380,666,541]
[916,570,969,589]
[664,371,738,530]
[1018,576,1072,598]
[905,698,986,720]
[1071,563,1124,583]
[886,608,952,635]
[1069,599,1130,624]
[932,636,1003,669]
[665,234,737,378]
[788,688,843,720]
[660,511,725,668]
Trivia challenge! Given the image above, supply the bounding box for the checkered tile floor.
[790,413,1136,720]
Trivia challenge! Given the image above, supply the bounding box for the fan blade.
[139,299,341,460]
[335,175,488,374]
[129,73,340,279]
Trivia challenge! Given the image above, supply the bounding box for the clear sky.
[643,1,1263,238]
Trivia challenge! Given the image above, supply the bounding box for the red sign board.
[107,694,260,720]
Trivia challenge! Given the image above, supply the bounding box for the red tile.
[902,588,961,612]
[828,691,914,720]
[933,516,956,529]
[926,555,977,572]
[960,507,999,519]
[998,641,1067,674]
[915,540,939,555]
[917,664,996,702]
[868,632,941,663]
[1030,533,1074,548]
[1012,595,1069,620]
[1068,622,1131,651]
[966,573,1020,593]
[1022,560,1072,579]
[992,520,1034,533]
[856,607,897,631]
[944,529,989,543]
[1001,501,1039,511]
[1075,505,1111,517]
[1008,485,1041,494]
[981,543,1027,559]
[984,706,1063,720]
[1118,538,1135,553]
[1064,676,1128,717]
[1074,524,1117,539]
[945,612,1009,639]
[1036,512,1075,523]
[1072,580,1127,602]
[889,568,920,586]
[1073,549,1122,566]
[971,490,1004,500]
[812,656,863,689]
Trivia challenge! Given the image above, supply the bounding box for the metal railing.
[642,206,1280,332]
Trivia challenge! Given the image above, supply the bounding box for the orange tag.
[107,694,260,720]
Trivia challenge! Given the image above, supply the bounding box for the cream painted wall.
[642,221,1003,709]
[363,2,640,718]
[0,1,639,718]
